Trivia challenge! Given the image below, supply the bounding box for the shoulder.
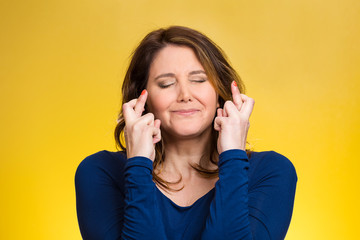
[75,150,128,188]
[248,151,297,182]
[77,150,127,168]
[249,151,296,172]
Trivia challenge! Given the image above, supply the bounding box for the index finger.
[231,81,242,111]
[134,89,148,117]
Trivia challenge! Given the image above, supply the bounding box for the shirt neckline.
[154,186,215,210]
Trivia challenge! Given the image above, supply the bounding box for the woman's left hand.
[214,81,255,154]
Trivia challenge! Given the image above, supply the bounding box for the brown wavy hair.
[115,26,248,191]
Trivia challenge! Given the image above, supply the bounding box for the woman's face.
[146,45,218,140]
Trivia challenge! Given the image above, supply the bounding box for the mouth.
[171,109,200,116]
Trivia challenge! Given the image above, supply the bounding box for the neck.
[159,128,214,179]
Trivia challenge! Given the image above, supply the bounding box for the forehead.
[149,45,205,77]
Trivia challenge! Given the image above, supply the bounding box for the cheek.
[200,87,218,108]
[147,95,169,117]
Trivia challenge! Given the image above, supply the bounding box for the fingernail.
[232,81,237,87]
[141,89,146,96]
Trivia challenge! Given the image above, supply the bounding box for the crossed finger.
[134,90,147,117]
[231,81,243,111]
[231,81,254,118]
[239,94,255,118]
[123,90,147,123]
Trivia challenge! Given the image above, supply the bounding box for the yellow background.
[1,0,359,239]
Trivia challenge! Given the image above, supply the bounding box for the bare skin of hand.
[214,81,255,154]
[122,90,161,161]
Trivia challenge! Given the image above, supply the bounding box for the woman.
[75,26,297,240]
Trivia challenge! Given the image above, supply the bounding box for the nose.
[177,81,192,103]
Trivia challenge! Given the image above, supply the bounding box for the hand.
[214,81,255,154]
[123,90,161,161]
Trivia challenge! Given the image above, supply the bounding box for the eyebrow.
[189,70,206,76]
[154,70,206,80]
[154,73,175,80]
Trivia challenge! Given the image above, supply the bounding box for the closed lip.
[171,109,200,115]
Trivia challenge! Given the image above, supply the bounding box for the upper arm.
[75,151,126,240]
[248,151,297,240]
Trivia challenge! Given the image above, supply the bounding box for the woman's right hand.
[214,82,254,154]
[122,90,161,161]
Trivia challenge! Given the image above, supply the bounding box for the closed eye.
[190,78,207,83]
[158,79,176,88]
[159,83,172,88]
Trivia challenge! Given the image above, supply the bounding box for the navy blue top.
[75,149,297,240]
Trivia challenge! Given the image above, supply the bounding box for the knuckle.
[146,125,154,133]
[146,113,155,119]
[130,123,138,132]
[224,100,232,106]
[223,101,233,110]
[131,120,143,131]
[239,115,249,123]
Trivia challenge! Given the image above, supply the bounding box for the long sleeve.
[121,157,165,239]
[75,151,126,240]
[201,150,297,240]
[75,151,165,240]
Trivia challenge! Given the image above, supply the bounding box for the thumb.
[153,119,161,144]
[214,108,223,131]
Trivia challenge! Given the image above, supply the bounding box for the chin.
[164,124,212,139]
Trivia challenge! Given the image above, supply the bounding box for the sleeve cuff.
[125,156,153,172]
[219,149,249,164]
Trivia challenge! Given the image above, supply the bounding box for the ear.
[216,95,221,108]
[143,103,149,115]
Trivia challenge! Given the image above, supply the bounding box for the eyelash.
[158,79,207,88]
[191,79,206,83]
[159,84,172,89]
